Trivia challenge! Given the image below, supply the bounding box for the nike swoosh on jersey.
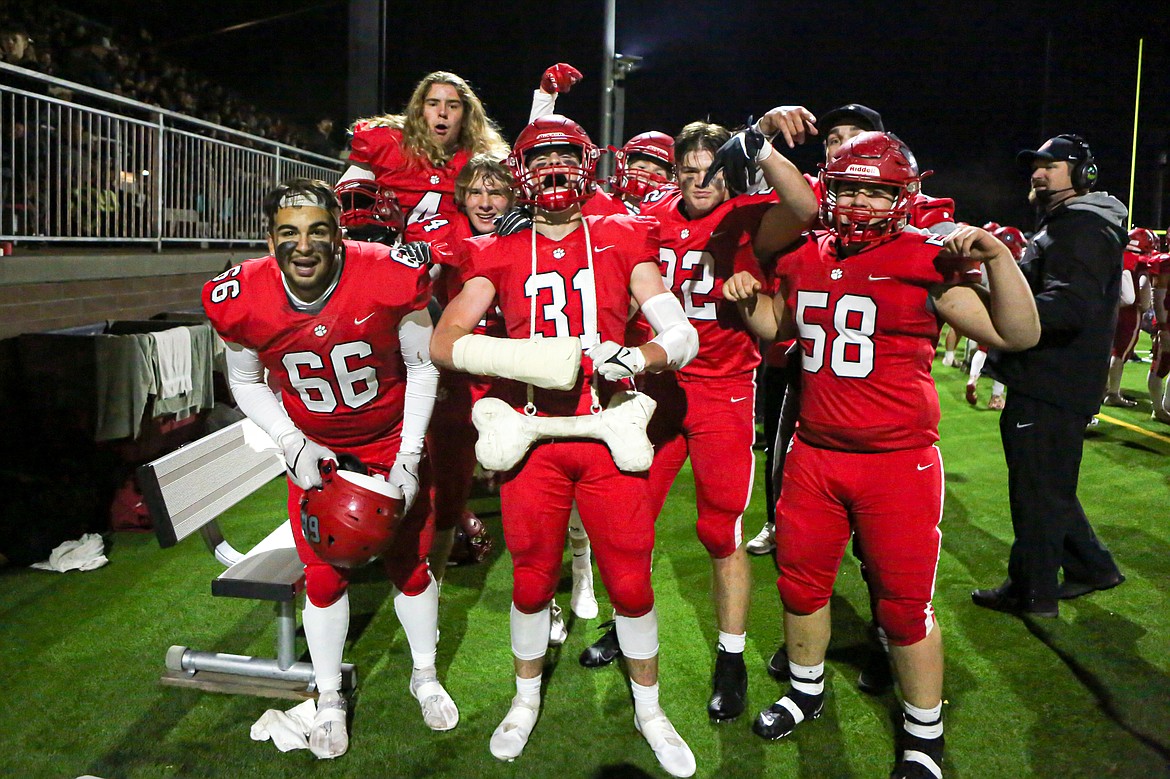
[916,463,935,471]
[594,245,615,252]
[730,396,748,403]
[355,313,375,325]
[868,275,892,281]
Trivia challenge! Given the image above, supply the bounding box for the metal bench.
[139,418,355,700]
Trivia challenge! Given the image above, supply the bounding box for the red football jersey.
[776,229,979,452]
[807,175,956,232]
[582,188,630,217]
[464,214,659,416]
[202,240,431,449]
[349,123,471,243]
[640,187,777,378]
[422,213,506,338]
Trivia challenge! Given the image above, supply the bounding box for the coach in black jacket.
[975,134,1127,617]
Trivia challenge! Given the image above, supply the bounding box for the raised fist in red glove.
[540,63,583,94]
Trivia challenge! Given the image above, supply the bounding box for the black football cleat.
[766,645,787,680]
[752,688,823,740]
[579,621,622,668]
[707,649,747,721]
[857,646,894,695]
[971,579,1058,618]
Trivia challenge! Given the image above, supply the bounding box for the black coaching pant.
[999,393,1120,601]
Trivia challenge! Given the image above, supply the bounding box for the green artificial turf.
[1,341,1167,778]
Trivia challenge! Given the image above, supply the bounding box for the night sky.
[65,0,1170,231]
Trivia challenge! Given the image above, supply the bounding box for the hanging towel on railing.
[152,326,193,401]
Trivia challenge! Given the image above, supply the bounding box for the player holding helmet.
[723,132,1039,779]
[432,114,700,777]
[203,179,457,758]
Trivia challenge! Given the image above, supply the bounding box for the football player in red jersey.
[1149,247,1170,422]
[419,154,513,582]
[723,133,1039,778]
[203,179,458,758]
[432,115,700,777]
[1103,227,1156,407]
[340,71,508,243]
[580,116,817,724]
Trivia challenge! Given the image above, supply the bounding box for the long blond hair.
[357,72,507,169]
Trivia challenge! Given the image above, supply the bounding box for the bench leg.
[275,601,297,670]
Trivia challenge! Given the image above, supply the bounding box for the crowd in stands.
[0,0,333,150]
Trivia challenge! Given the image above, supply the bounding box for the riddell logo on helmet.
[845,164,881,176]
[535,132,568,141]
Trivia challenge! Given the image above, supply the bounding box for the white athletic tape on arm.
[641,291,699,370]
[471,391,657,472]
[451,334,581,390]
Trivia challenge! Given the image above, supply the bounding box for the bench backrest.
[139,418,286,548]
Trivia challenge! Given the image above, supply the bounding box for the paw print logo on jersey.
[680,228,690,240]
[314,324,328,337]
[429,175,441,185]
[553,248,566,259]
[830,268,844,280]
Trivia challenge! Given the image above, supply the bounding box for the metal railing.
[1,62,344,250]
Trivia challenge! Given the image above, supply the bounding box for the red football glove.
[540,63,583,94]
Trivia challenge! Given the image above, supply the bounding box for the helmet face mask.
[300,459,403,568]
[819,131,921,248]
[508,115,600,212]
[611,131,674,200]
[335,180,405,244]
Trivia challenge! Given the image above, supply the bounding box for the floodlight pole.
[600,0,616,179]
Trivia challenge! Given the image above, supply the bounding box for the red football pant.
[1111,306,1140,359]
[645,373,756,559]
[499,439,656,617]
[776,438,943,646]
[287,435,435,607]
[427,371,493,532]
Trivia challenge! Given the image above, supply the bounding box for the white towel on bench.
[31,533,108,572]
[250,699,318,752]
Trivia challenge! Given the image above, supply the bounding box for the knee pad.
[512,565,558,615]
[777,573,830,617]
[304,562,349,608]
[606,569,654,617]
[386,559,432,597]
[696,512,741,559]
[874,596,935,646]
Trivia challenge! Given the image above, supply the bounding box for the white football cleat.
[489,695,540,761]
[309,690,349,759]
[410,667,459,731]
[745,522,775,555]
[548,601,568,646]
[941,353,954,367]
[571,564,599,619]
[635,707,696,778]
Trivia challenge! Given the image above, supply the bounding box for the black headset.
[1055,134,1099,192]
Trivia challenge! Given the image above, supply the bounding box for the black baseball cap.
[819,104,884,134]
[1016,135,1091,172]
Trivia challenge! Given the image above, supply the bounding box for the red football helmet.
[300,460,403,568]
[335,179,405,244]
[1127,227,1158,255]
[610,131,674,200]
[993,225,1027,261]
[446,510,494,566]
[507,114,601,211]
[982,221,1002,232]
[819,131,924,247]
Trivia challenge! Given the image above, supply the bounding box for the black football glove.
[494,206,533,237]
[390,240,432,268]
[702,117,770,194]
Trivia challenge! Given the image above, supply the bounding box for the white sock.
[394,576,439,670]
[788,660,824,696]
[630,680,660,720]
[943,350,954,362]
[991,381,1005,398]
[968,350,986,382]
[303,592,349,694]
[516,674,541,703]
[903,700,944,739]
[717,631,746,654]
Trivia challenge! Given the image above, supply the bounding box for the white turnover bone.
[472,391,657,473]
